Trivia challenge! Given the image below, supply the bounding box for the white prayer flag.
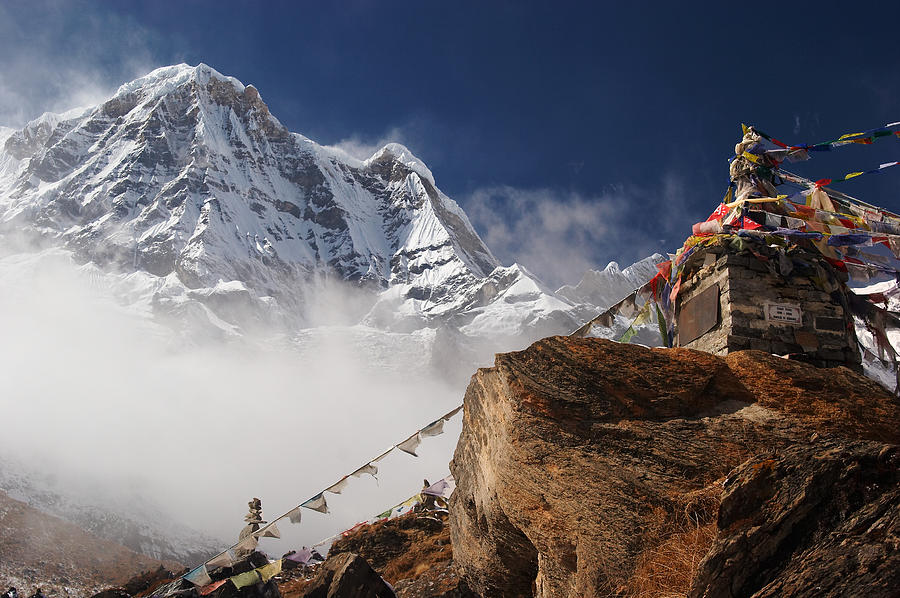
[351,463,378,478]
[301,493,329,513]
[420,419,444,438]
[325,476,350,494]
[396,432,421,456]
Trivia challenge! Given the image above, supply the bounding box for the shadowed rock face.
[449,337,900,598]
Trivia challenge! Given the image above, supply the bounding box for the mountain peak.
[115,63,246,96]
[366,142,435,186]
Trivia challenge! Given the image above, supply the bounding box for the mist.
[0,240,467,560]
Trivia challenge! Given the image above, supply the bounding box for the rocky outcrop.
[449,337,900,597]
[286,553,394,598]
[312,512,474,598]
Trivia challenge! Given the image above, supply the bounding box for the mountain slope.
[0,64,558,337]
[0,488,180,597]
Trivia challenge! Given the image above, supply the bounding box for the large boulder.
[292,553,394,598]
[449,336,900,597]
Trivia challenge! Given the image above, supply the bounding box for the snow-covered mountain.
[556,253,665,310]
[0,63,578,340]
[0,63,662,563]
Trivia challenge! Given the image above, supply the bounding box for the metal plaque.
[677,283,719,345]
[765,302,802,325]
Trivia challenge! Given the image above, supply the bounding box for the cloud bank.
[464,173,694,289]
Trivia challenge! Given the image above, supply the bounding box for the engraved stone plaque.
[765,303,802,325]
[677,283,719,345]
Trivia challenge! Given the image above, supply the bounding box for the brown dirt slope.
[0,489,181,597]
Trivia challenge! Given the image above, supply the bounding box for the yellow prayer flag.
[741,123,749,135]
[259,560,283,583]
[632,301,653,327]
[230,570,260,589]
[839,132,864,140]
[844,172,863,180]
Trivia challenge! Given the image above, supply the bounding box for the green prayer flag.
[655,302,669,348]
[619,326,636,343]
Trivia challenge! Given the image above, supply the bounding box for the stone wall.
[676,245,862,372]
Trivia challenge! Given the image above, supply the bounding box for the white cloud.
[325,126,411,161]
[0,3,167,126]
[464,174,694,289]
[0,243,462,554]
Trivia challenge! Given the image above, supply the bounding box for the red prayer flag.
[706,203,729,222]
[742,217,762,230]
[656,260,672,283]
[815,178,832,187]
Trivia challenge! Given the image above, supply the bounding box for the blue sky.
[2,0,899,287]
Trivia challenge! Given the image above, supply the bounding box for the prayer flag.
[301,493,329,513]
[287,507,302,524]
[230,570,260,589]
[235,535,258,553]
[253,523,281,539]
[199,580,227,596]
[185,565,213,587]
[443,405,463,420]
[287,547,312,564]
[397,432,421,456]
[618,326,636,343]
[827,233,871,247]
[207,550,236,568]
[420,419,445,438]
[259,559,283,582]
[423,477,454,497]
[351,463,378,478]
[326,476,350,494]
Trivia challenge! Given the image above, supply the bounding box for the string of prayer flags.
[396,432,422,456]
[301,493,329,514]
[184,565,213,587]
[187,402,470,581]
[754,121,900,155]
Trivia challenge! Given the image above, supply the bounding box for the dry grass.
[621,481,723,598]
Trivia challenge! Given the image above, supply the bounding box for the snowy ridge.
[557,253,666,310]
[0,63,528,336]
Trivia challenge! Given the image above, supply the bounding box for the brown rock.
[292,553,394,598]
[449,336,900,598]
[690,442,900,597]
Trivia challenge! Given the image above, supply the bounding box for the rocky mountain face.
[449,337,900,597]
[0,63,583,340]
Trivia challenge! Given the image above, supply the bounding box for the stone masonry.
[675,242,862,372]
